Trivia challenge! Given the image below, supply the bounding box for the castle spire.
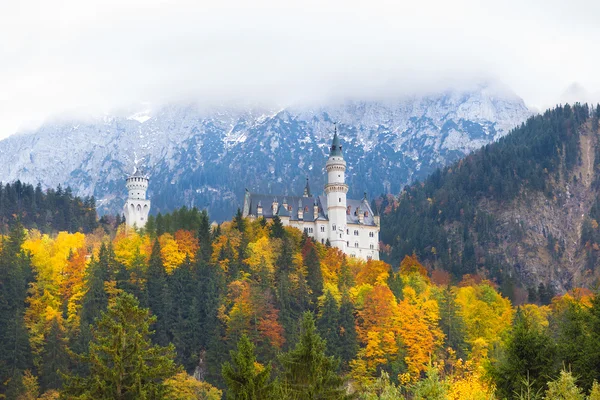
[303,177,311,197]
[330,123,342,157]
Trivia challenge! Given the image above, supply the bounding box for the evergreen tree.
[39,317,69,391]
[544,369,585,400]
[491,308,556,399]
[279,312,346,399]
[0,221,33,398]
[338,292,358,369]
[145,239,171,346]
[305,243,323,308]
[270,216,285,239]
[222,335,275,400]
[317,291,341,359]
[61,292,180,399]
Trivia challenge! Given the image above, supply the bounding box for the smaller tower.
[123,168,151,228]
[325,124,348,251]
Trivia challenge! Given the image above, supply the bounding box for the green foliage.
[0,222,34,398]
[411,363,448,400]
[222,334,275,400]
[61,292,179,399]
[0,181,98,234]
[490,308,557,399]
[381,104,590,281]
[278,312,346,399]
[544,369,585,400]
[358,371,403,400]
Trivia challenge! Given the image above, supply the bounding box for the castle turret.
[325,124,348,251]
[123,168,151,228]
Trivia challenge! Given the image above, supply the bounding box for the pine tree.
[317,291,341,359]
[544,369,584,400]
[61,292,180,399]
[304,243,323,308]
[269,216,285,239]
[0,221,34,398]
[145,239,170,346]
[222,334,275,400]
[338,292,358,369]
[491,308,556,399]
[39,317,68,391]
[279,312,346,399]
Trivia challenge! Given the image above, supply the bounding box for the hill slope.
[0,85,529,221]
[381,103,600,295]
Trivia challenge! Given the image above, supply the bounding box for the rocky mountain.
[0,84,530,221]
[381,103,600,295]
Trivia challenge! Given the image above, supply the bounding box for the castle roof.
[242,192,377,226]
[330,125,343,157]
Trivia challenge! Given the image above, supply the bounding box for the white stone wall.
[124,199,151,228]
[287,219,379,261]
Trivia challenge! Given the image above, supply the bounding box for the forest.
[380,103,600,296]
[2,202,600,400]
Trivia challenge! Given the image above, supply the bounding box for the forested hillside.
[3,207,600,399]
[0,181,98,234]
[381,103,600,296]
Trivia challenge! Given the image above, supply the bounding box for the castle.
[242,127,380,260]
[123,168,151,228]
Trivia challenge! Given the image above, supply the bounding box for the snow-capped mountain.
[0,84,530,221]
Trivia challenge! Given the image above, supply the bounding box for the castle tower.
[325,125,348,251]
[123,168,151,228]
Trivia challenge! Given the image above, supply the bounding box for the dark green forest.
[380,103,598,297]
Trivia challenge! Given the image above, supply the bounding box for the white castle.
[243,127,380,260]
[123,168,151,228]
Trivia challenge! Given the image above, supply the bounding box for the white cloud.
[1,0,600,138]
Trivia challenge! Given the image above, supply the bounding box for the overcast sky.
[1,0,600,139]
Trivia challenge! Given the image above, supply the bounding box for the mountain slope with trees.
[380,103,600,296]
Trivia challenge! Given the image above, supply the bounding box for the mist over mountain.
[0,84,530,221]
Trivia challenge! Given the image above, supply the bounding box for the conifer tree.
[269,216,285,239]
[305,243,323,307]
[317,291,341,359]
[222,334,275,400]
[279,312,346,399]
[61,292,179,399]
[544,369,584,400]
[0,221,34,398]
[338,292,358,369]
[145,239,170,346]
[491,308,556,399]
[39,317,68,391]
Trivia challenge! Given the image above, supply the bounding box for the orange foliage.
[355,260,391,286]
[399,255,429,281]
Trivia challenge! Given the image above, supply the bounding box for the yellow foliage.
[455,283,513,361]
[159,233,187,273]
[113,226,150,268]
[244,236,275,275]
[164,372,222,400]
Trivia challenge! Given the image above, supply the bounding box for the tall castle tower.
[325,125,348,252]
[123,168,151,228]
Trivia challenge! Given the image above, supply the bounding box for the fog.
[2,0,600,138]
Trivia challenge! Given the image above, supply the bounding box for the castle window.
[304,206,309,212]
[320,226,325,232]
[347,241,349,246]
[321,238,324,244]
[364,211,369,217]
[346,206,351,215]
[354,230,359,236]
[367,256,372,260]
[355,242,359,248]
[346,229,349,235]
[332,224,336,231]
[369,232,374,237]
[288,205,292,211]
[339,198,341,203]
[370,244,374,249]
[340,234,342,239]
[309,228,313,233]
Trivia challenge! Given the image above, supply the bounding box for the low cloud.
[2,0,600,138]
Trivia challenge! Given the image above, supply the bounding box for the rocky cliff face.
[0,84,530,221]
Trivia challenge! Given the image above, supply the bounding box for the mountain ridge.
[0,85,530,221]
